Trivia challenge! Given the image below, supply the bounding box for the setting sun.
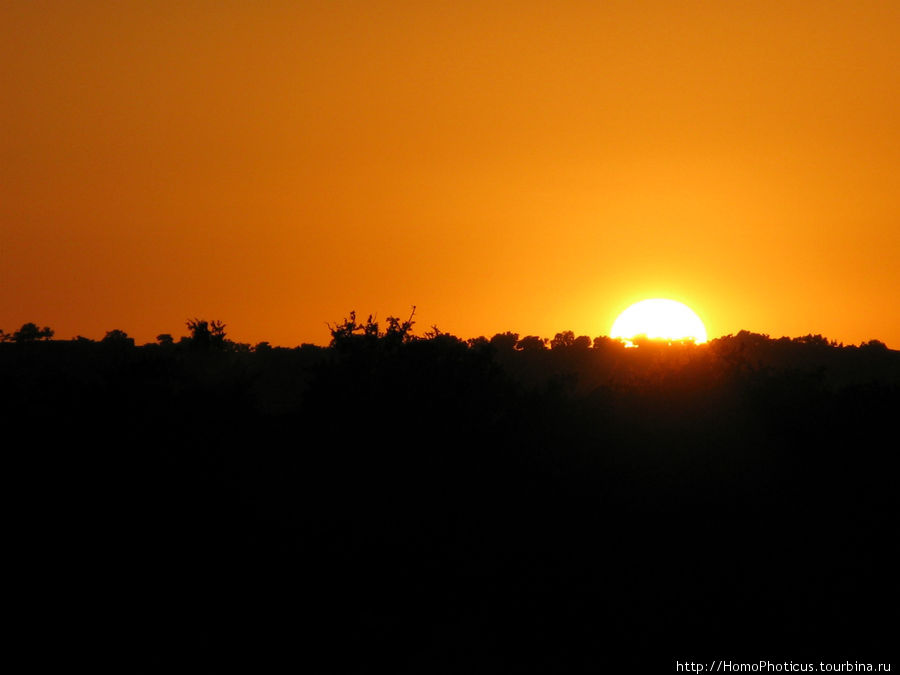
[611,299,708,345]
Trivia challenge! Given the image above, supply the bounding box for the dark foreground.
[4,329,897,671]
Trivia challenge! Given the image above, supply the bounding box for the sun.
[611,299,708,346]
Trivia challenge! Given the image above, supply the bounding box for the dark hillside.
[3,327,897,670]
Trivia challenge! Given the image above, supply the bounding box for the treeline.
[3,314,892,354]
[3,313,897,671]
[3,313,895,409]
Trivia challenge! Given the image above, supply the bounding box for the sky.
[2,0,899,347]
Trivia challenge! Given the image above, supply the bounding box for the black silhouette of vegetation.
[2,316,897,670]
[2,321,54,342]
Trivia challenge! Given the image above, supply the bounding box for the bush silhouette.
[11,322,54,342]
[185,318,227,351]
[102,329,134,347]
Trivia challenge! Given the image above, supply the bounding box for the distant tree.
[421,324,466,348]
[210,321,227,348]
[254,341,272,353]
[327,311,378,348]
[630,334,651,348]
[573,335,592,350]
[102,329,135,347]
[467,336,490,350]
[628,335,697,348]
[489,332,519,351]
[793,334,830,347]
[551,331,576,350]
[516,335,547,351]
[592,336,619,350]
[186,319,227,351]
[0,329,8,342]
[327,307,416,350]
[383,306,417,347]
[423,324,444,340]
[156,333,174,346]
[733,330,771,348]
[549,331,591,350]
[12,322,54,342]
[187,319,210,349]
[860,339,888,352]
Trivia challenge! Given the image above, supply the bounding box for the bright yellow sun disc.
[611,299,707,345]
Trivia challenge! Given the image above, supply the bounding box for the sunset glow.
[4,3,896,667]
[1,2,898,347]
[611,299,708,346]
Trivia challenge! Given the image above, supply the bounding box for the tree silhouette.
[186,319,227,351]
[860,339,888,351]
[327,311,380,350]
[550,331,591,350]
[12,322,54,342]
[572,335,591,350]
[327,307,416,350]
[516,335,547,351]
[383,306,417,347]
[102,329,135,347]
[592,335,622,351]
[489,331,519,351]
[551,330,575,349]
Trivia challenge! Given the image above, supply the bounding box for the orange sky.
[3,1,899,347]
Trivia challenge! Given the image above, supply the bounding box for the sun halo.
[610,299,708,346]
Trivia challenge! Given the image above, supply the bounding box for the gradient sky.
[3,1,899,347]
